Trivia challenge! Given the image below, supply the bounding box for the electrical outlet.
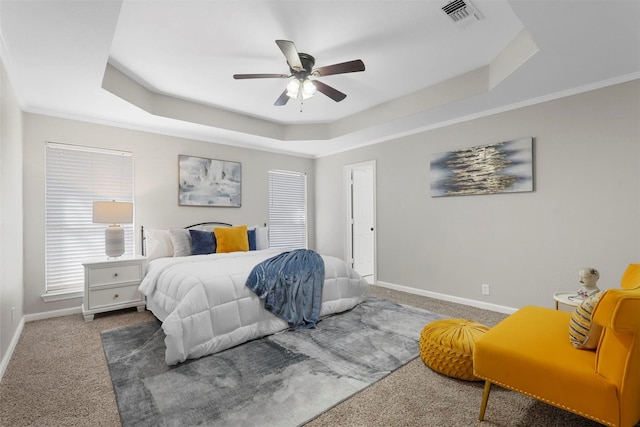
[481,284,490,295]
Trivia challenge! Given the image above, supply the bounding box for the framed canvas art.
[430,138,534,197]
[178,155,242,207]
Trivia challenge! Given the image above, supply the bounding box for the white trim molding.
[41,289,83,303]
[24,306,82,323]
[376,280,517,315]
[0,317,25,382]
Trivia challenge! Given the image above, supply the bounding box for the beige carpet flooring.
[1,286,607,426]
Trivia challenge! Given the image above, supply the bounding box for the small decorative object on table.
[554,267,601,309]
[577,267,600,298]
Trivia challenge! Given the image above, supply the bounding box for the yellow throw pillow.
[214,225,249,253]
[569,291,604,350]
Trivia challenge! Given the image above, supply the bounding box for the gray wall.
[315,80,640,309]
[4,72,640,370]
[0,58,24,366]
[22,114,315,315]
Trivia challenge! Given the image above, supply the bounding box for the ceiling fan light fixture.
[302,79,317,98]
[287,78,316,100]
[286,79,301,98]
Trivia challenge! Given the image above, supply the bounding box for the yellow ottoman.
[419,318,489,381]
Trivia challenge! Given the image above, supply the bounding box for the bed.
[139,222,370,365]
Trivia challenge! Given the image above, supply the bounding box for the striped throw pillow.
[569,291,604,350]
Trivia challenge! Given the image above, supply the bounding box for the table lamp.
[92,200,133,258]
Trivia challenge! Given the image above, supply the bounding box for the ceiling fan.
[233,40,365,106]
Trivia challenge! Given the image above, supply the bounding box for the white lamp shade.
[93,201,133,224]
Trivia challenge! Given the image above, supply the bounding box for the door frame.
[344,160,377,284]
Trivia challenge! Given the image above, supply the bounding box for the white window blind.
[268,170,307,249]
[45,142,134,293]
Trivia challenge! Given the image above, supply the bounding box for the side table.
[82,256,147,321]
[553,292,583,310]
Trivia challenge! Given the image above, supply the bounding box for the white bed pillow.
[169,229,192,257]
[251,225,269,250]
[145,229,173,260]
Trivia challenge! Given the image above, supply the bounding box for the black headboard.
[141,222,233,256]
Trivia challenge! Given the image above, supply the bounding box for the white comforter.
[139,249,369,365]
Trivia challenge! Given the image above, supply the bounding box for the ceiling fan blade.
[274,89,290,106]
[275,40,303,72]
[314,80,347,102]
[233,73,289,79]
[313,59,365,77]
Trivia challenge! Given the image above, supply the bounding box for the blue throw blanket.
[246,249,325,329]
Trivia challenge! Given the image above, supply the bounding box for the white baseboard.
[0,316,25,383]
[24,306,82,322]
[375,281,517,315]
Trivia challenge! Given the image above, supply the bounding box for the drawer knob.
[114,294,119,299]
[113,273,119,278]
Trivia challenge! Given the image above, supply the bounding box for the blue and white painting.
[179,155,241,206]
[430,138,533,197]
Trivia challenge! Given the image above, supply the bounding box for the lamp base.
[105,225,125,258]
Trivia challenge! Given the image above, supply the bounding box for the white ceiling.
[0,0,638,158]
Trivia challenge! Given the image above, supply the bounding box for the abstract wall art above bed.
[430,137,534,197]
[179,155,242,207]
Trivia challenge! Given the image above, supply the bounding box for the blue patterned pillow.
[189,229,216,255]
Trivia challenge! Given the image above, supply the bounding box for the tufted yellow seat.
[420,318,489,381]
[473,264,640,427]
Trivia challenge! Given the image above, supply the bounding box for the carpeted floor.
[102,298,445,427]
[0,285,608,426]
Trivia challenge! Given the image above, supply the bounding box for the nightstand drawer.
[88,284,142,309]
[87,264,142,286]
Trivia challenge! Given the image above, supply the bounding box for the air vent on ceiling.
[442,0,483,29]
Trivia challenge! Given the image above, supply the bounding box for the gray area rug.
[101,297,445,427]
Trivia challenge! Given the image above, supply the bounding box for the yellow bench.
[473,264,640,427]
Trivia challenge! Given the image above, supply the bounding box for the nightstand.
[82,256,147,321]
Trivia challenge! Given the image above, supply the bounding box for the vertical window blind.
[45,142,134,293]
[268,170,307,249]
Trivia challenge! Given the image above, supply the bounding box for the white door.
[348,163,375,283]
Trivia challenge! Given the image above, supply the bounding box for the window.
[45,142,134,294]
[268,170,307,249]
